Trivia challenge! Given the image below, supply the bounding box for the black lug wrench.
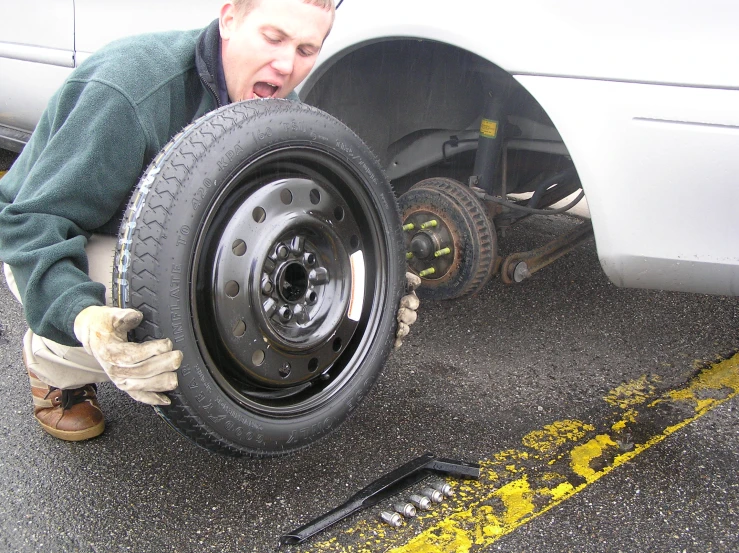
[280,452,480,545]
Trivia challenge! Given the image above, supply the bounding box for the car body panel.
[517,75,739,294]
[1,0,738,296]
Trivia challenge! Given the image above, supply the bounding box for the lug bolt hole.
[309,189,321,205]
[232,320,246,337]
[306,291,318,305]
[252,350,265,366]
[332,338,342,352]
[334,206,345,221]
[252,207,266,223]
[232,239,247,256]
[308,358,319,372]
[280,189,293,205]
[225,280,240,298]
[304,253,316,266]
[279,306,293,321]
[350,235,360,250]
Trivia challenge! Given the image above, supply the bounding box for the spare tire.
[113,100,405,457]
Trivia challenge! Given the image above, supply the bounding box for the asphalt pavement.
[0,149,738,552]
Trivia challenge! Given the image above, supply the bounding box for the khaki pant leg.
[4,234,118,389]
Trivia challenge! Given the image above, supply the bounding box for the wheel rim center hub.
[410,233,435,260]
[279,262,309,302]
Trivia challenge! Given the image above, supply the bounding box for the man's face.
[219,0,333,102]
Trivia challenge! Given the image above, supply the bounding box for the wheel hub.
[403,211,455,280]
[199,176,363,389]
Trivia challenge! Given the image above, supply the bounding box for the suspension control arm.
[501,220,594,284]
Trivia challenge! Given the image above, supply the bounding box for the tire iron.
[280,452,480,545]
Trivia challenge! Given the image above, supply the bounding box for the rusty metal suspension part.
[398,178,498,301]
[500,220,594,284]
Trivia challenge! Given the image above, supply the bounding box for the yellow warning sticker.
[479,119,498,139]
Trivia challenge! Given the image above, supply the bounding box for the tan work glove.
[74,306,182,405]
[394,272,422,349]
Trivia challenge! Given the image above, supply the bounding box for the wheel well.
[303,39,567,195]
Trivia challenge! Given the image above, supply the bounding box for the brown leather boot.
[28,370,105,441]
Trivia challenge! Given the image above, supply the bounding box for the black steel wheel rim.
[190,146,387,417]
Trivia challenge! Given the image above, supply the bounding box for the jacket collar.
[196,19,230,107]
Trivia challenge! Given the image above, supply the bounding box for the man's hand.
[394,272,422,349]
[73,306,182,405]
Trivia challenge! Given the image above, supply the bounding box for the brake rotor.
[398,177,497,300]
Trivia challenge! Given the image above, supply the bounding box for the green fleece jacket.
[0,20,296,346]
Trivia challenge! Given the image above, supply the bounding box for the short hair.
[234,0,335,18]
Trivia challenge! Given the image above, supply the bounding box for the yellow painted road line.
[300,353,739,552]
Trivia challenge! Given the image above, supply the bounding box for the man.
[0,0,419,442]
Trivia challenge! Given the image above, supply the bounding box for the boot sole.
[35,417,105,441]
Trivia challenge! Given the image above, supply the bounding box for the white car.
[2,1,738,455]
[2,0,737,296]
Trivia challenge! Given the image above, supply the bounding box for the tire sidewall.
[117,100,404,454]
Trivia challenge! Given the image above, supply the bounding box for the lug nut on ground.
[393,502,417,518]
[409,494,432,511]
[421,487,444,503]
[380,511,403,527]
[429,480,454,497]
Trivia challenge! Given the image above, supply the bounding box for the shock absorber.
[470,91,507,195]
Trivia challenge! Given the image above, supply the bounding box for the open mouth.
[253,82,279,99]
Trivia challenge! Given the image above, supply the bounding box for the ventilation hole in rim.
[232,320,246,337]
[232,239,247,256]
[252,207,266,223]
[225,280,240,298]
[252,350,265,366]
[309,189,321,205]
[280,189,293,205]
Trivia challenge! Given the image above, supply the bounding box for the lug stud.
[402,223,415,232]
[420,220,438,229]
[406,252,414,260]
[434,247,451,258]
[419,267,436,278]
[276,244,289,260]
